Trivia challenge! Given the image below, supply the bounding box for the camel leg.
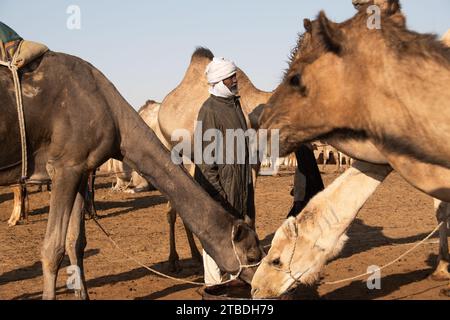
[83,172,98,220]
[430,199,450,281]
[8,185,27,226]
[42,165,83,300]
[167,202,180,273]
[65,176,89,300]
[183,222,202,263]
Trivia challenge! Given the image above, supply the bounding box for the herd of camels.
[1,0,450,299]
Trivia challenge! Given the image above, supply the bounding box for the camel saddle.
[0,21,49,182]
[0,21,48,68]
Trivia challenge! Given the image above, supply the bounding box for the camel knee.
[41,245,66,273]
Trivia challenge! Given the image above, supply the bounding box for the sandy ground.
[1,167,449,300]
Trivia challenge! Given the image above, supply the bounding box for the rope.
[0,42,28,181]
[91,217,260,287]
[322,221,443,285]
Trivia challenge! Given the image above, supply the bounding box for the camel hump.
[191,47,214,61]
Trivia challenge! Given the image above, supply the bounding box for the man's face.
[223,74,238,94]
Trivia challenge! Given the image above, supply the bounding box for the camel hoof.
[430,271,450,282]
[7,220,18,227]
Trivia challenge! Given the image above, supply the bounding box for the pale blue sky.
[1,0,449,108]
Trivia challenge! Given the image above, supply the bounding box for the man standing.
[194,57,255,285]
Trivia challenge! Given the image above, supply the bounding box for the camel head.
[251,215,348,299]
[259,7,422,156]
[212,220,265,284]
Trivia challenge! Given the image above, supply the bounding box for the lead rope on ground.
[91,217,260,287]
[322,221,443,285]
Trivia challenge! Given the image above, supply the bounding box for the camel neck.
[109,94,238,270]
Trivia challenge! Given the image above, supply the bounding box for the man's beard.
[231,85,238,95]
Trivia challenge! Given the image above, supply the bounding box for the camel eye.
[289,74,301,87]
[271,258,282,267]
[289,74,308,97]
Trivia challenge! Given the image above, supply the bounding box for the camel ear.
[303,19,312,33]
[318,11,345,54]
[233,222,249,243]
[285,217,298,239]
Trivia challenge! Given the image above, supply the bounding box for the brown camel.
[107,99,203,272]
[0,50,263,299]
[252,2,450,298]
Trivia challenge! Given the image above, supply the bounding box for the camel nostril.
[251,288,259,297]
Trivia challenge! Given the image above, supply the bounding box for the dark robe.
[194,94,255,222]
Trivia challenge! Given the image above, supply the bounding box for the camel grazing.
[252,2,450,298]
[0,49,264,299]
[108,100,161,193]
[107,99,203,271]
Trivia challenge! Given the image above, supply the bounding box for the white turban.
[205,57,237,84]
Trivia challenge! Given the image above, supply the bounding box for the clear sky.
[1,0,449,109]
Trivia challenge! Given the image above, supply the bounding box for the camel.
[104,101,161,193]
[106,99,203,271]
[152,48,272,270]
[7,185,28,226]
[260,2,450,171]
[0,49,264,299]
[252,1,450,298]
[313,142,352,172]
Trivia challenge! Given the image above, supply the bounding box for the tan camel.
[252,2,450,298]
[260,4,450,171]
[158,48,272,149]
[155,48,272,270]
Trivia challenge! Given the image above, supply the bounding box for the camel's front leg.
[8,185,27,226]
[65,175,89,300]
[41,165,83,300]
[430,199,450,281]
[166,202,180,273]
[184,223,202,264]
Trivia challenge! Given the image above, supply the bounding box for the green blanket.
[0,21,23,62]
[0,21,22,43]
